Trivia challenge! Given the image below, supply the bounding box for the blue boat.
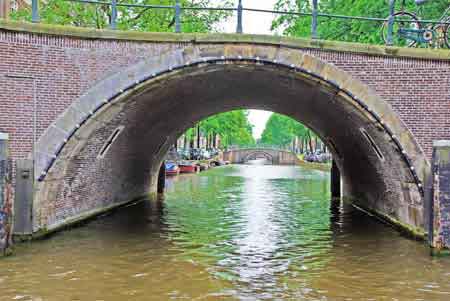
[165,161,180,176]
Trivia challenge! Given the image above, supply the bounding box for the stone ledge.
[14,194,153,242]
[343,196,427,241]
[1,19,449,61]
[433,140,450,148]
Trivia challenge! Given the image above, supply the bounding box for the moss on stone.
[430,248,450,257]
[13,195,151,243]
[440,149,450,164]
[342,196,427,241]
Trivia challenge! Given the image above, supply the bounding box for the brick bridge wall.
[0,24,448,169]
[0,22,449,248]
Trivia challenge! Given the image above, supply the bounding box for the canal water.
[1,163,450,300]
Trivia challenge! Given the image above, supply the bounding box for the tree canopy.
[260,113,317,150]
[201,110,255,147]
[185,110,255,148]
[12,0,233,32]
[272,0,449,44]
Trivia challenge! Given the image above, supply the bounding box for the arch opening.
[243,151,274,165]
[33,49,428,235]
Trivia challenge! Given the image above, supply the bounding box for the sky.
[219,0,279,139]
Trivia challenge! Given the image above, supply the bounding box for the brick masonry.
[0,24,449,245]
[0,31,448,168]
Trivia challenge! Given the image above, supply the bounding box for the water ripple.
[1,164,450,300]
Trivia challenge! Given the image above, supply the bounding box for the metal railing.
[26,0,450,46]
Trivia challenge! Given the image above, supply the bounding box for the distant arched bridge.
[222,148,301,165]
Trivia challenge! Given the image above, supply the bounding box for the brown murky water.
[1,163,450,300]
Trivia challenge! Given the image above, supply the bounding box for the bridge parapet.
[227,145,292,151]
[223,148,301,165]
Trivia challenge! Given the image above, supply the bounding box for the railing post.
[110,0,118,30]
[31,0,39,23]
[236,0,243,34]
[311,0,318,39]
[175,0,181,33]
[387,0,395,46]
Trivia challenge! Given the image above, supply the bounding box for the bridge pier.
[157,163,166,194]
[0,133,12,256]
[331,160,341,199]
[13,159,34,236]
[428,141,450,254]
[223,148,300,165]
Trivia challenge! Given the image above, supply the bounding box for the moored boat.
[178,161,199,173]
[210,160,225,166]
[165,161,180,176]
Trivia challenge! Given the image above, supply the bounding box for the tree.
[271,0,449,44]
[12,0,233,33]
[260,114,294,146]
[260,113,320,153]
[186,110,255,149]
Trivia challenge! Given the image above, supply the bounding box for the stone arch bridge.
[0,21,449,253]
[223,148,301,165]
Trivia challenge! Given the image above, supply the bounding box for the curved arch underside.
[34,45,428,234]
[243,151,274,163]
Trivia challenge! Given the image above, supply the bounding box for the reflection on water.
[245,158,272,165]
[1,164,450,300]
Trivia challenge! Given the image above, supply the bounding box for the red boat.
[178,161,199,173]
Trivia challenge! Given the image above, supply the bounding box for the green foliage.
[11,0,233,32]
[272,0,449,44]
[260,113,295,146]
[260,113,315,149]
[194,110,255,148]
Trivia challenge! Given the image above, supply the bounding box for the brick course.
[1,31,448,166]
